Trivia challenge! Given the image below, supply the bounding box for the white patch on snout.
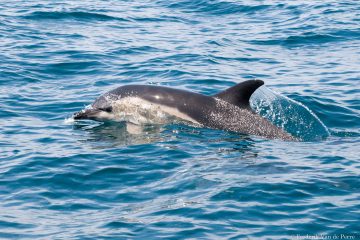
[95,111,119,121]
[94,97,199,125]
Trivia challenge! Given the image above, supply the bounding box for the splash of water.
[64,117,75,124]
[250,86,330,141]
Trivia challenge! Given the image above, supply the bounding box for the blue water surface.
[1,0,360,239]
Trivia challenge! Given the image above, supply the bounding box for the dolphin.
[73,80,295,140]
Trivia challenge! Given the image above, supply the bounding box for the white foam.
[64,117,75,124]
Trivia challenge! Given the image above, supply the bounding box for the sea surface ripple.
[0,0,359,239]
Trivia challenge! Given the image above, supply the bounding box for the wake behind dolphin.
[73,80,296,141]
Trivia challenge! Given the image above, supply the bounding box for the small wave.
[23,11,129,22]
[250,34,339,46]
[44,61,103,75]
[286,33,339,44]
[85,167,131,179]
[0,220,35,229]
[111,46,163,56]
[250,30,360,46]
[130,15,195,24]
[162,0,269,15]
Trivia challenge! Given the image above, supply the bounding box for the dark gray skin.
[74,80,296,141]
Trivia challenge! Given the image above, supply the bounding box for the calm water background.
[1,0,360,239]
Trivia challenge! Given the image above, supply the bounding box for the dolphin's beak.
[73,108,101,120]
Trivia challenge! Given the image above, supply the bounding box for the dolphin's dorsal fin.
[213,80,264,108]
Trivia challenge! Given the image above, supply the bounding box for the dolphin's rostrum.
[74,80,295,141]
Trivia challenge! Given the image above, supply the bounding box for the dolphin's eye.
[99,107,112,113]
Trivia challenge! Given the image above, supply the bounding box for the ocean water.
[1,0,359,239]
